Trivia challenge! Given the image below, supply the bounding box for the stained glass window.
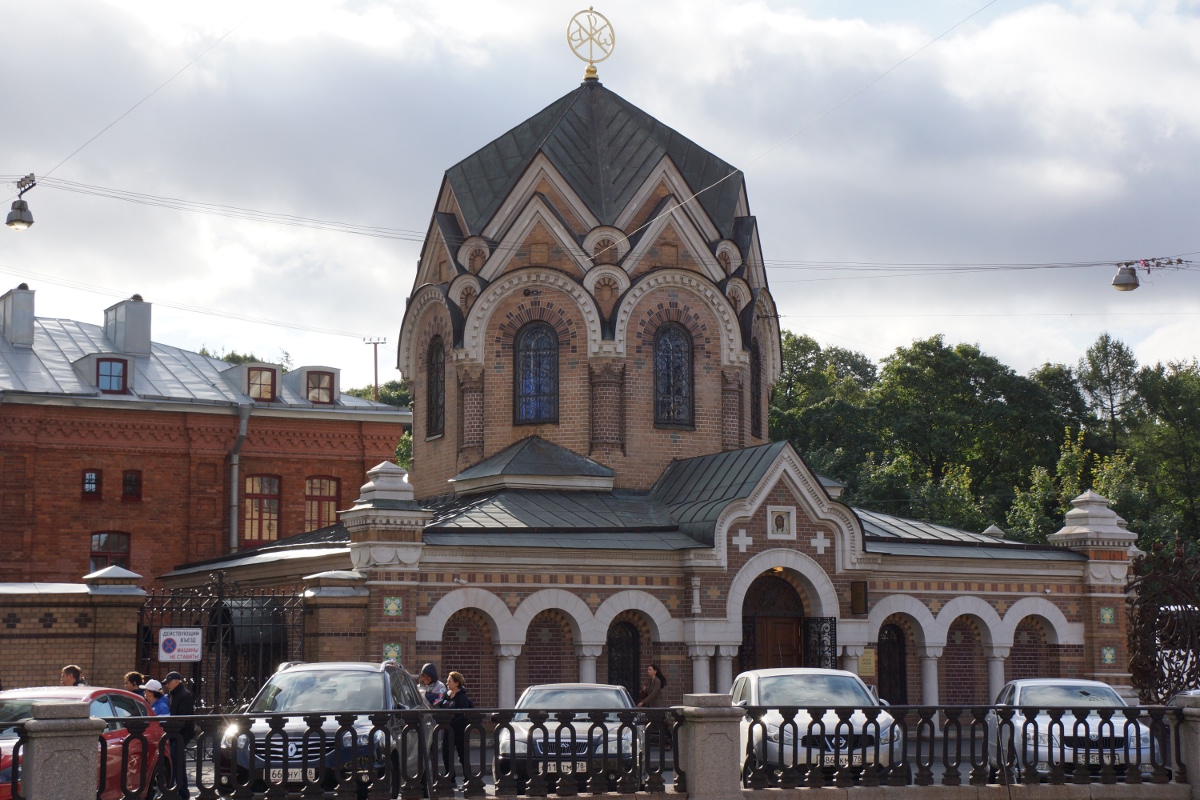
[426,337,445,436]
[514,322,558,424]
[654,323,692,426]
[750,338,763,438]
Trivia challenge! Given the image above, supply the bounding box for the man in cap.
[163,672,195,799]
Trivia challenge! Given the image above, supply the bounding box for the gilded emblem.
[567,7,615,78]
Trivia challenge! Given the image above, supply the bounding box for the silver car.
[494,683,643,790]
[731,668,897,784]
[988,678,1154,780]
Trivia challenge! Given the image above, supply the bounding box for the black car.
[219,661,431,797]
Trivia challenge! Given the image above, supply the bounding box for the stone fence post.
[678,693,743,800]
[23,701,106,800]
[1174,696,1200,800]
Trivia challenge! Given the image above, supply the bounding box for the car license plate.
[1075,753,1123,765]
[822,754,863,767]
[269,768,317,782]
[543,761,588,774]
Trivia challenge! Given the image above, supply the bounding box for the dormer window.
[306,371,334,404]
[97,358,127,394]
[248,367,276,401]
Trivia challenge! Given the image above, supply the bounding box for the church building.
[163,72,1137,711]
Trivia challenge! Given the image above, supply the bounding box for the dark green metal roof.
[648,440,790,546]
[452,436,615,482]
[445,80,744,238]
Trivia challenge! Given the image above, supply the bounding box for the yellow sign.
[858,646,877,677]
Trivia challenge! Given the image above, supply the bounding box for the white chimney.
[0,283,35,347]
[103,294,152,356]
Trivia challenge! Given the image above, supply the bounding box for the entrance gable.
[480,195,591,282]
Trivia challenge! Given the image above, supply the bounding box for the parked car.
[219,661,432,797]
[0,685,163,800]
[731,668,897,784]
[987,678,1155,781]
[494,683,643,791]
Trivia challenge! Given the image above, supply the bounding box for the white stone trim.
[461,269,603,363]
[481,154,601,242]
[725,548,840,620]
[582,226,631,263]
[396,285,450,379]
[724,277,751,312]
[752,290,782,384]
[999,596,1083,647]
[613,155,723,245]
[581,264,631,299]
[593,590,683,643]
[512,588,600,645]
[935,595,1005,648]
[867,593,937,648]
[612,269,744,367]
[416,587,516,644]
[479,194,592,283]
[620,200,725,284]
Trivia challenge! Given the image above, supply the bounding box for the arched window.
[514,321,558,424]
[654,323,692,426]
[750,338,763,439]
[426,336,445,437]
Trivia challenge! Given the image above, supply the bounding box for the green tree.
[345,379,410,409]
[1029,362,1090,434]
[1077,333,1139,451]
[395,430,413,470]
[199,346,262,365]
[1132,360,1200,545]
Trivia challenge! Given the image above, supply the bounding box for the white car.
[988,678,1155,781]
[494,683,643,791]
[731,668,897,785]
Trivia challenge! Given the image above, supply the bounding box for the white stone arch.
[397,285,451,379]
[868,594,937,648]
[593,590,683,644]
[612,269,744,367]
[751,290,782,383]
[935,596,1004,648]
[999,596,1083,647]
[726,549,840,621]
[416,587,517,644]
[583,226,631,263]
[461,269,603,363]
[512,588,601,645]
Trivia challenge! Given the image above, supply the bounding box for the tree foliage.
[345,379,410,409]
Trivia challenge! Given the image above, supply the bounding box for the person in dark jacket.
[163,671,195,799]
[419,663,447,706]
[60,665,87,686]
[434,671,473,786]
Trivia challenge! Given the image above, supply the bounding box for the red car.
[0,686,164,800]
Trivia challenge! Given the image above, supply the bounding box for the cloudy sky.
[2,0,1198,389]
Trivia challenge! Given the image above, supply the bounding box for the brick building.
[163,75,1138,710]
[0,286,409,585]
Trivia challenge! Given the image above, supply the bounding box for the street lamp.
[6,174,36,231]
[1111,263,1139,292]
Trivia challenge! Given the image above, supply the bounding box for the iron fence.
[740,703,1187,788]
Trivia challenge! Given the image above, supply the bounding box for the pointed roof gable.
[449,436,615,495]
[445,80,744,239]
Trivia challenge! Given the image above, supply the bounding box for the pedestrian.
[434,671,473,788]
[638,664,670,750]
[163,671,195,799]
[60,665,87,686]
[124,671,146,697]
[418,663,446,706]
[141,679,170,716]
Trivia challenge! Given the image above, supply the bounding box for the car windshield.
[0,700,35,737]
[513,687,632,721]
[1018,684,1125,710]
[757,675,875,707]
[249,671,385,713]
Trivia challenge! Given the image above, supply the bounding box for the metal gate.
[606,621,641,701]
[1127,536,1200,703]
[138,572,304,710]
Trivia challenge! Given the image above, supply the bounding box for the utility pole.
[364,337,387,401]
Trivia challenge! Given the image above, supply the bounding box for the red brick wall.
[0,403,401,586]
[517,610,577,696]
[1007,617,1051,682]
[940,617,988,706]
[439,609,497,708]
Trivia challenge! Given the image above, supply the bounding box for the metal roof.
[855,507,1085,561]
[0,317,401,414]
[427,489,674,532]
[445,80,745,238]
[452,436,615,482]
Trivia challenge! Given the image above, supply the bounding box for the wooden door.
[758,617,801,668]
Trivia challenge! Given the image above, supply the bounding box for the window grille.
[654,323,693,426]
[426,337,445,436]
[514,322,558,424]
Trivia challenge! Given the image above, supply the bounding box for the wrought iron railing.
[740,704,1187,788]
[2,720,26,800]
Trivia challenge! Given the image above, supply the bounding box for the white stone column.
[496,644,521,707]
[919,645,943,707]
[576,644,602,684]
[714,645,738,694]
[986,647,1010,705]
[689,645,715,694]
[840,644,865,675]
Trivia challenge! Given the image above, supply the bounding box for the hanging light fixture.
[6,174,36,231]
[1111,263,1139,292]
